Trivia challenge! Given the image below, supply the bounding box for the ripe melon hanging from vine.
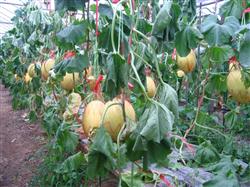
[103,98,136,141]
[41,58,55,80]
[146,76,156,98]
[227,61,250,104]
[82,100,105,136]
[28,63,36,77]
[60,72,80,91]
[24,73,32,83]
[176,49,196,73]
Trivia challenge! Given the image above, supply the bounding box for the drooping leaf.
[239,31,250,68]
[126,138,171,165]
[201,15,240,46]
[152,1,172,38]
[133,103,174,149]
[54,54,89,74]
[55,152,86,174]
[175,25,203,56]
[96,4,132,29]
[104,53,128,98]
[158,83,179,118]
[147,139,171,165]
[55,125,79,153]
[87,126,116,179]
[55,0,85,11]
[55,22,88,49]
[219,0,244,19]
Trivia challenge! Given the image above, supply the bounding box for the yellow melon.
[176,50,196,73]
[103,99,136,141]
[41,58,55,80]
[82,100,105,136]
[227,68,250,104]
[146,76,156,98]
[60,72,80,91]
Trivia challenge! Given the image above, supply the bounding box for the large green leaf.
[219,0,244,19]
[195,141,220,165]
[55,124,79,153]
[239,31,250,68]
[206,74,227,93]
[201,15,240,46]
[242,69,250,88]
[204,156,241,187]
[125,102,173,164]
[204,45,234,64]
[55,0,85,11]
[203,173,240,187]
[152,1,172,38]
[158,83,179,118]
[87,126,116,179]
[55,152,86,174]
[175,25,203,56]
[96,4,132,29]
[55,22,88,49]
[54,54,89,74]
[104,53,128,98]
[133,103,174,148]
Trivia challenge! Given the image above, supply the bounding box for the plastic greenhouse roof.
[0,0,224,37]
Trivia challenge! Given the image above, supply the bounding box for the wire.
[0,10,12,20]
[0,5,15,15]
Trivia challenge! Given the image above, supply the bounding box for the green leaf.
[207,156,237,174]
[206,74,227,93]
[195,141,220,165]
[158,83,179,118]
[219,0,244,19]
[203,172,240,187]
[239,31,250,68]
[205,45,234,64]
[126,102,173,164]
[28,110,37,122]
[152,1,172,38]
[242,68,250,88]
[54,54,89,74]
[96,4,132,29]
[137,19,152,35]
[87,126,116,179]
[55,22,88,49]
[133,103,174,147]
[55,124,78,153]
[204,156,241,187]
[201,15,240,46]
[55,152,86,174]
[121,172,144,187]
[126,138,171,165]
[225,111,238,129]
[55,0,85,11]
[175,25,203,56]
[147,140,171,165]
[104,53,128,98]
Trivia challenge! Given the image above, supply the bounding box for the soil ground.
[0,84,45,187]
